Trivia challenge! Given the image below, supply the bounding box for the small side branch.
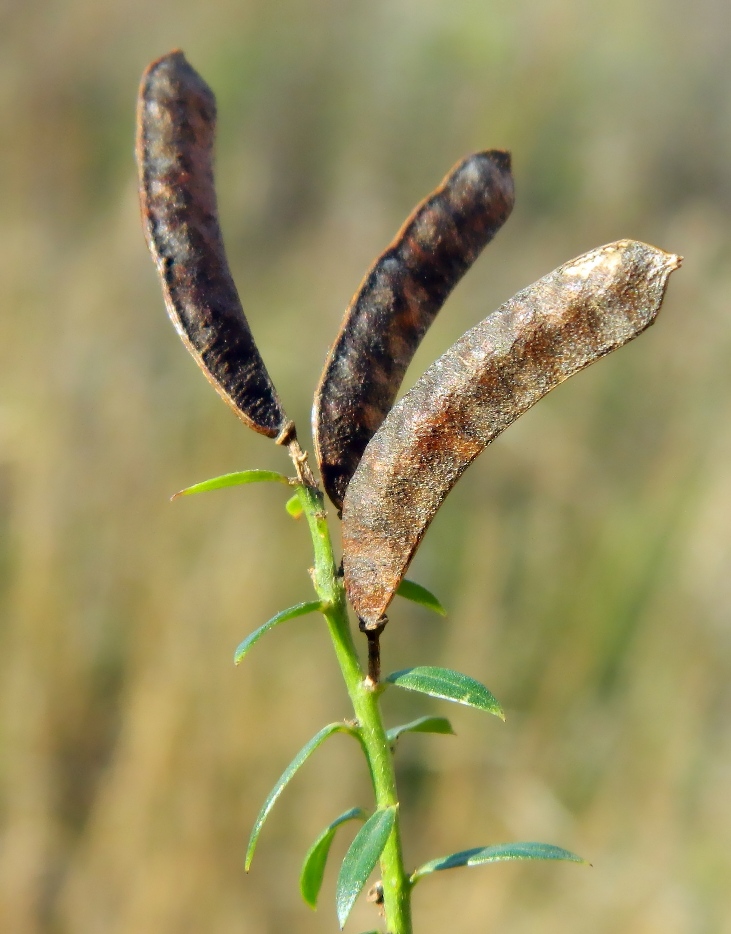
[275,421,318,487]
[361,616,388,686]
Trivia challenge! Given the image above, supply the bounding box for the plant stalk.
[296,483,413,934]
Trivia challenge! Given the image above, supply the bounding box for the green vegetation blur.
[1,2,730,932]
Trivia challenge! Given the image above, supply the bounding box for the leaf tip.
[285,492,304,518]
[300,887,318,910]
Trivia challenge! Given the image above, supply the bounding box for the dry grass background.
[1,1,731,932]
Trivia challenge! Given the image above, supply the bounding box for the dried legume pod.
[313,151,514,511]
[136,51,288,438]
[342,240,681,628]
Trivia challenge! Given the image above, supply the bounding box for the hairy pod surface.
[313,151,515,511]
[136,51,287,437]
[342,240,682,627]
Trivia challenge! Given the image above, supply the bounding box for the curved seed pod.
[342,240,681,627]
[313,151,515,511]
[136,51,288,438]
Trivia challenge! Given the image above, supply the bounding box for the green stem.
[296,484,413,934]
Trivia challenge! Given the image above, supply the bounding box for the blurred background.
[1,1,730,932]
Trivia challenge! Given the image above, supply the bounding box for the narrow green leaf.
[300,807,367,909]
[172,469,290,499]
[246,723,358,871]
[396,579,446,616]
[335,806,396,928]
[234,601,323,665]
[384,666,504,719]
[411,842,587,884]
[386,716,454,745]
[285,493,304,518]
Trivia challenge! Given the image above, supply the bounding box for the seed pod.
[136,51,288,438]
[313,151,515,511]
[342,240,681,628]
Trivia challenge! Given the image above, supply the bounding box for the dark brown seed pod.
[342,240,681,628]
[136,50,288,438]
[313,151,515,511]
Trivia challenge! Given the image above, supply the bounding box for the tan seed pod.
[136,51,288,438]
[342,240,681,628]
[313,151,515,511]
